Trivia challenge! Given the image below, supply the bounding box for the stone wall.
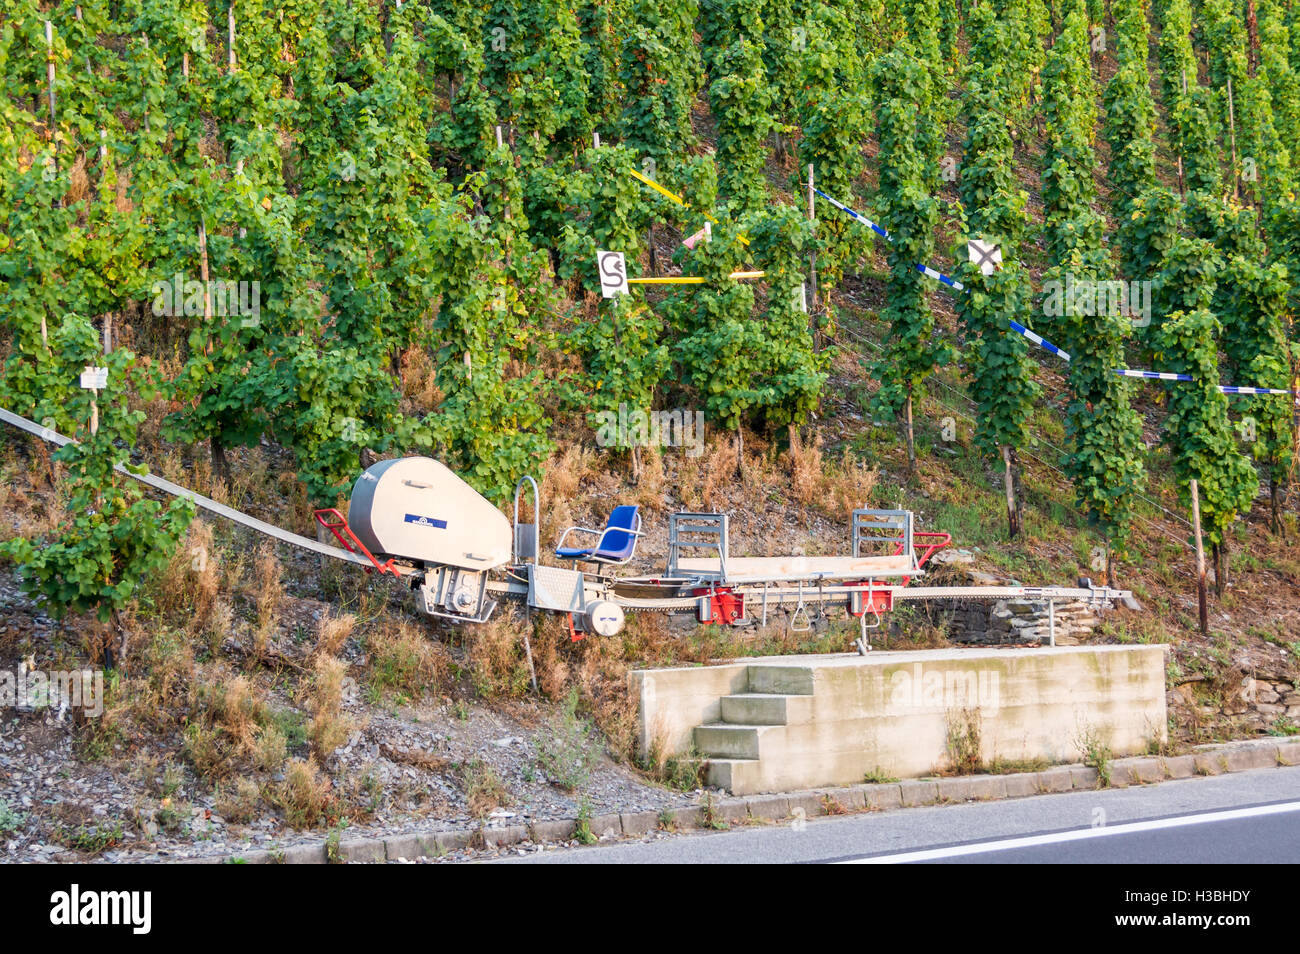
[1167,672,1300,736]
[940,597,1111,646]
[920,549,1112,645]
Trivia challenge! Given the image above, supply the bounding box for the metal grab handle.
[790,582,812,633]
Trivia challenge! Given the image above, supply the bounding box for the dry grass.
[315,613,356,660]
[251,545,283,659]
[273,758,335,829]
[215,778,262,825]
[632,446,668,511]
[398,344,441,411]
[460,758,509,818]
[366,621,448,699]
[785,429,878,519]
[147,519,220,636]
[307,655,353,761]
[466,615,534,699]
[182,673,271,780]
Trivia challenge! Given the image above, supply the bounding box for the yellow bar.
[627,270,766,285]
[625,168,750,246]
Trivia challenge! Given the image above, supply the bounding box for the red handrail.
[312,508,401,577]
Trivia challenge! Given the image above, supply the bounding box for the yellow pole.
[626,270,766,285]
[626,168,750,246]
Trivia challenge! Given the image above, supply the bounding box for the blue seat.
[555,505,642,566]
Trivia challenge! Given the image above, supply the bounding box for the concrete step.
[746,665,815,696]
[694,724,764,760]
[719,693,813,726]
[702,757,763,793]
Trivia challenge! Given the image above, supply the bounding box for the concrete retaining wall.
[631,645,1168,794]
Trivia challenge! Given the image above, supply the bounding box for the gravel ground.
[0,566,700,864]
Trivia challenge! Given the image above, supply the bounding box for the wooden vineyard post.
[45,21,57,130]
[228,2,237,72]
[1226,76,1240,199]
[1190,478,1208,637]
[806,163,819,350]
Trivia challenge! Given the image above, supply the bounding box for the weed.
[944,708,982,774]
[985,756,1049,775]
[574,798,598,845]
[1076,724,1113,787]
[1268,717,1300,737]
[863,767,900,784]
[701,792,729,830]
[460,759,509,818]
[0,799,25,834]
[534,688,600,791]
[53,819,124,855]
[325,820,348,863]
[367,622,447,700]
[154,797,187,835]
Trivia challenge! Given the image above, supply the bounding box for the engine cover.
[347,457,512,570]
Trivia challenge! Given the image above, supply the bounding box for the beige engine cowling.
[347,457,512,570]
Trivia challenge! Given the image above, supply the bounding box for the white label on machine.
[80,366,108,390]
[597,250,628,298]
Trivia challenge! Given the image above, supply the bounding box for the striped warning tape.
[813,188,891,239]
[1219,385,1295,396]
[1113,369,1192,381]
[1008,321,1071,362]
[812,188,965,291]
[1113,370,1295,394]
[916,263,965,291]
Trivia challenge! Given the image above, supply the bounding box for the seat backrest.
[595,505,640,560]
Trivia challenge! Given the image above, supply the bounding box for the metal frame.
[513,475,540,563]
[666,512,729,579]
[852,509,914,567]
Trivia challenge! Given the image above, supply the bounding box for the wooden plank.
[674,554,915,581]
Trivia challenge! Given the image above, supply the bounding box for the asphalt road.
[496,765,1300,864]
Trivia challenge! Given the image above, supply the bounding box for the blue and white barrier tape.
[1218,385,1295,396]
[916,263,965,291]
[1113,369,1193,381]
[1113,371,1294,394]
[813,189,891,240]
[814,188,1291,394]
[1008,321,1071,362]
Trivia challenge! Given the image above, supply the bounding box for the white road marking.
[838,801,1300,864]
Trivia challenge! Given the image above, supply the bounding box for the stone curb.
[209,737,1300,864]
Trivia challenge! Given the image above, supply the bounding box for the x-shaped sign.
[968,239,1002,275]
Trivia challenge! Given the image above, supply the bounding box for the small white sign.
[795,283,808,313]
[597,250,629,298]
[968,239,1002,276]
[80,366,108,390]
